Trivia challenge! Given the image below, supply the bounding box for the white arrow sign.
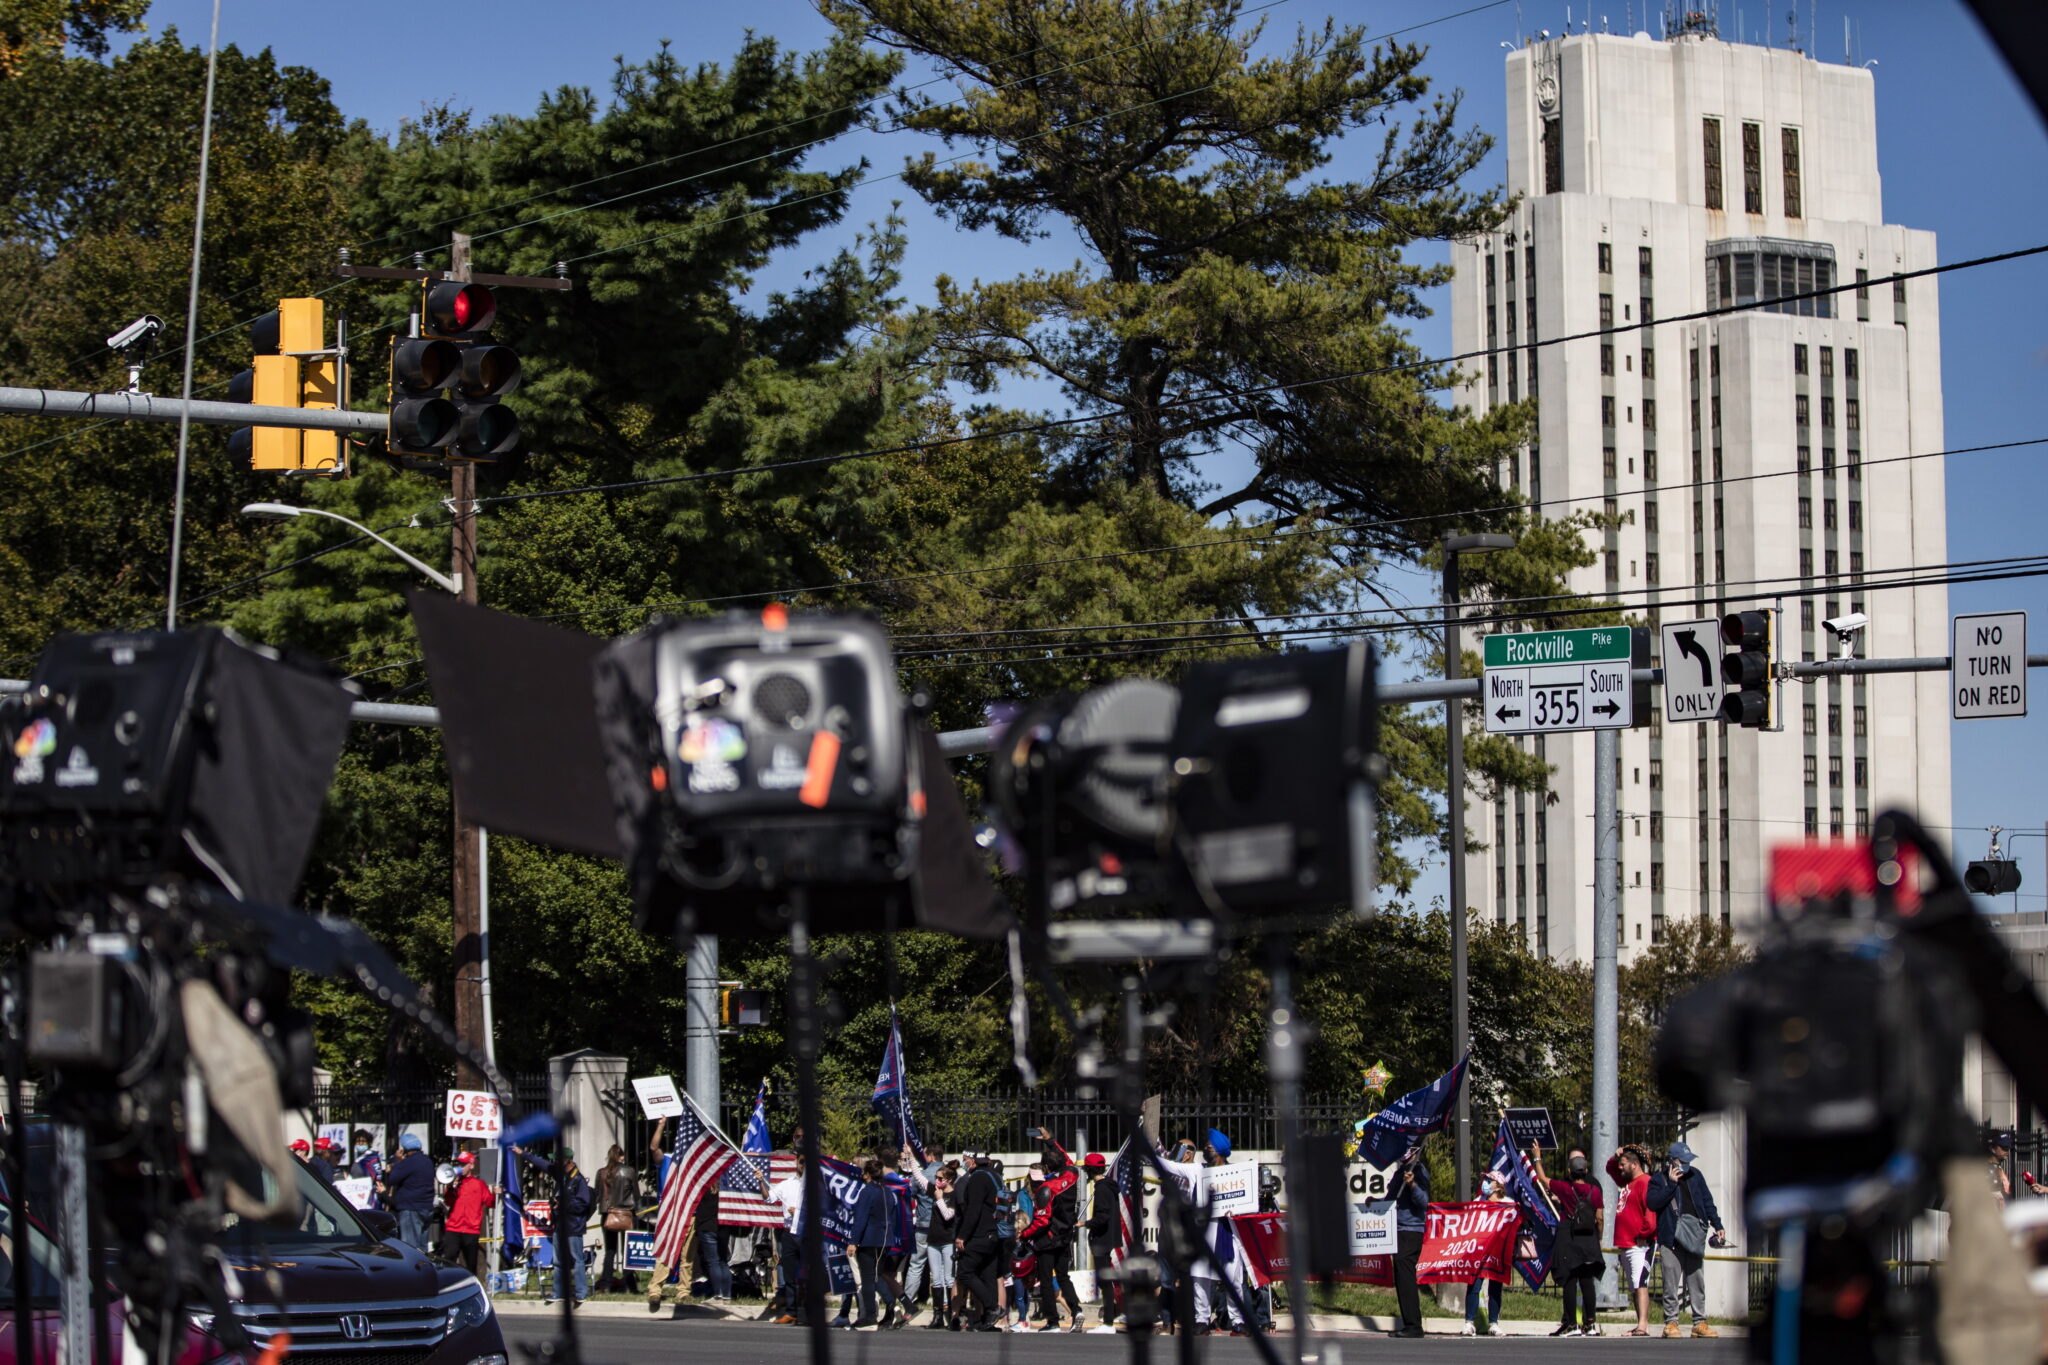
[1659,618,1723,724]
[1952,611,2026,720]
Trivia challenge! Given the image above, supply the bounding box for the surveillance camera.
[106,315,165,352]
[1822,611,1870,637]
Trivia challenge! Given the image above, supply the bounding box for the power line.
[455,247,2048,516]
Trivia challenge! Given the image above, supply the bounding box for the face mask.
[354,1145,368,1158]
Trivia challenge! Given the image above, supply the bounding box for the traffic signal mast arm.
[0,384,386,434]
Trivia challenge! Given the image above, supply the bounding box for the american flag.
[1108,1133,1155,1268]
[714,1081,792,1228]
[652,1099,738,1266]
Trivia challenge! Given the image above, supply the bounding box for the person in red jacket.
[1016,1128,1082,1331]
[1607,1145,1656,1337]
[439,1152,496,1278]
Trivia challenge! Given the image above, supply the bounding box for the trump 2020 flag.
[871,1007,926,1161]
[743,1080,772,1154]
[1352,1054,1469,1168]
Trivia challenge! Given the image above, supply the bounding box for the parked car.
[0,1200,228,1365]
[200,1161,506,1365]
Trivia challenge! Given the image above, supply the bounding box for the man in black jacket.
[951,1152,1002,1331]
[1081,1153,1121,1331]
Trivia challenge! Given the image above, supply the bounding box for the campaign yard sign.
[1345,1161,1401,1256]
[444,1089,503,1139]
[1502,1108,1558,1154]
[1203,1161,1259,1216]
[1415,1201,1521,1285]
[625,1231,655,1270]
[630,1075,686,1119]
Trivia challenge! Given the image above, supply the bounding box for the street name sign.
[1659,617,1724,724]
[1482,627,1634,735]
[1952,611,2026,720]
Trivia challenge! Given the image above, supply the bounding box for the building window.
[1487,355,1498,389]
[1797,445,1811,473]
[1540,115,1564,193]
[1487,304,1496,337]
[1640,245,1654,278]
[1894,275,1908,325]
[1855,757,1867,787]
[1507,301,1517,337]
[1781,127,1803,218]
[1505,249,1516,284]
[1856,268,1870,319]
[1599,293,1614,328]
[1711,345,1720,377]
[1599,242,1613,274]
[1650,814,1664,841]
[1645,450,1658,481]
[1823,447,1835,473]
[1602,396,1617,427]
[1796,394,1810,426]
[1643,399,1657,431]
[1711,395,1722,428]
[1828,754,1843,785]
[1641,347,1655,379]
[1526,346,1538,396]
[1604,447,1617,478]
[1821,395,1835,429]
[1741,121,1763,213]
[1845,397,1860,431]
[1820,346,1834,380]
[1825,549,1838,576]
[1824,499,1837,530]
[1641,294,1653,322]
[1794,344,1808,375]
[1703,117,1724,210]
[1850,550,1864,578]
[1648,759,1663,790]
[1644,501,1659,532]
[1801,600,1815,630]
[1798,497,1812,529]
[1601,344,1614,375]
[1854,705,1867,737]
[1651,863,1665,892]
[1829,703,1842,732]
[1845,348,1858,380]
[1804,756,1818,786]
[1690,347,1700,381]
[1645,552,1660,583]
[1691,397,1701,431]
[1605,551,1619,582]
[1848,501,1862,530]
[1706,239,1835,316]
[1800,549,1814,576]
[1805,807,1819,835]
[1804,703,1817,735]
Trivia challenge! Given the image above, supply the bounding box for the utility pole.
[1592,724,1621,1308]
[448,231,485,1092]
[686,936,720,1124]
[1442,531,1513,1200]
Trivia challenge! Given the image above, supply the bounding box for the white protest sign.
[631,1075,687,1118]
[444,1089,503,1138]
[1345,1160,1401,1255]
[318,1124,349,1153]
[1203,1160,1259,1217]
[335,1177,375,1210]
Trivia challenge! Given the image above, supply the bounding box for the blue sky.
[126,0,2048,904]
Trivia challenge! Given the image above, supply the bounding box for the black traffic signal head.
[456,403,521,461]
[388,338,460,453]
[457,344,521,399]
[1964,859,2023,895]
[1718,609,1774,728]
[424,282,497,338]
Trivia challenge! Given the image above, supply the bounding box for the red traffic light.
[425,282,497,337]
[1721,610,1769,649]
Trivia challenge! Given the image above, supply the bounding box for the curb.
[491,1300,1747,1337]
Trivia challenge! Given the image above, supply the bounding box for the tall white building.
[1449,21,1952,962]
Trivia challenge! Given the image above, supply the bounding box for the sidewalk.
[490,1300,1747,1337]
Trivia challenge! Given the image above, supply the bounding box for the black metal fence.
[305,1074,553,1136]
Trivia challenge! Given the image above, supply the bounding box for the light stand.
[787,892,833,1365]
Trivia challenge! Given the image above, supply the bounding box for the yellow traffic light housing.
[230,298,343,475]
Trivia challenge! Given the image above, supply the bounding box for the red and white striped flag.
[651,1100,737,1266]
[718,1152,799,1228]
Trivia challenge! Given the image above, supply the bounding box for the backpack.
[1570,1185,1597,1236]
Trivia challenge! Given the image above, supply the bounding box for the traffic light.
[387,336,460,454]
[228,299,340,473]
[1718,609,1775,728]
[1964,860,2023,895]
[423,281,521,462]
[720,987,769,1028]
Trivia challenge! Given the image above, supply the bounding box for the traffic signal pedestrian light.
[720,988,769,1028]
[228,299,340,473]
[1718,609,1775,728]
[1964,860,2023,895]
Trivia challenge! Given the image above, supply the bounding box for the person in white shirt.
[771,1157,807,1324]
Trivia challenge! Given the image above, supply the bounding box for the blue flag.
[743,1080,772,1154]
[870,1007,926,1161]
[501,1140,527,1256]
[1352,1054,1469,1168]
[1487,1119,1559,1290]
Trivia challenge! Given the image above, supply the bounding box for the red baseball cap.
[456,1152,476,1166]
[1082,1153,1108,1169]
[290,1139,311,1154]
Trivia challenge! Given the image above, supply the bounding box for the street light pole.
[1442,531,1513,1201]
